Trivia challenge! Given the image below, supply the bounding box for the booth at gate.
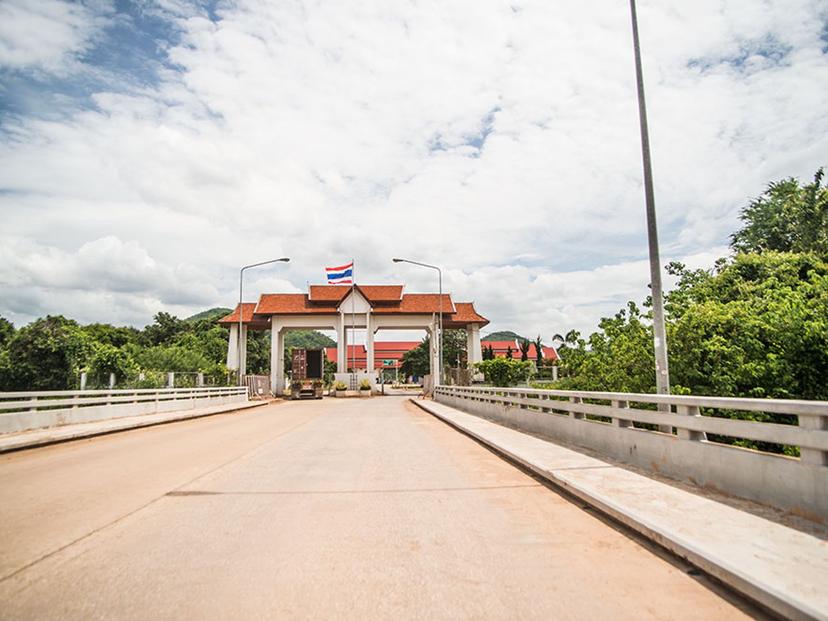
[219,284,489,395]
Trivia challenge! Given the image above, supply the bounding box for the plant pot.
[335,390,347,397]
[359,390,371,398]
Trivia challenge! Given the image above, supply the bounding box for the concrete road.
[0,397,761,620]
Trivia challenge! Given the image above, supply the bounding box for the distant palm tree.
[519,339,531,361]
[533,335,544,366]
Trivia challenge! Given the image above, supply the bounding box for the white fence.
[435,385,828,519]
[0,386,249,434]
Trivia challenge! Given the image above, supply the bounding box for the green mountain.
[284,330,336,349]
[185,307,232,322]
[482,330,525,341]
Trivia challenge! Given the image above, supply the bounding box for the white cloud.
[0,0,826,338]
[0,0,110,74]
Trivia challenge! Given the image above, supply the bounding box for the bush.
[359,379,371,390]
[89,343,138,387]
[334,380,347,391]
[475,358,534,387]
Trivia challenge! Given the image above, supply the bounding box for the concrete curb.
[412,398,828,621]
[0,400,271,454]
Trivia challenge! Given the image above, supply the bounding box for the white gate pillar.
[270,319,287,395]
[337,313,347,372]
[428,319,439,380]
[366,312,375,373]
[227,324,239,370]
[466,323,482,368]
[239,324,248,376]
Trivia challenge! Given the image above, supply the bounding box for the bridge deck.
[0,396,760,619]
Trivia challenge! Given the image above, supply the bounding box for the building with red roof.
[481,340,559,362]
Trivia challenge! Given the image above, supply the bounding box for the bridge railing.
[0,386,249,434]
[434,385,828,518]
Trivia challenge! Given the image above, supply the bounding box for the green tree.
[401,337,431,377]
[442,329,467,368]
[82,323,139,348]
[89,343,139,387]
[533,335,544,367]
[504,345,513,359]
[731,168,827,257]
[475,358,534,387]
[0,317,14,348]
[141,312,187,346]
[1,316,91,390]
[135,345,211,372]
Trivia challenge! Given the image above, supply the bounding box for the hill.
[482,330,526,341]
[186,307,232,322]
[284,330,336,349]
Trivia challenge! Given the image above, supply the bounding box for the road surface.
[0,396,761,619]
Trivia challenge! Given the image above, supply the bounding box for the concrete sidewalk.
[0,400,269,453]
[414,398,828,621]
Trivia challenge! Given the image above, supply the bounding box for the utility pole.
[629,0,670,397]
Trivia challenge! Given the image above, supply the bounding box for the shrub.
[333,380,347,391]
[475,358,534,387]
[359,379,371,390]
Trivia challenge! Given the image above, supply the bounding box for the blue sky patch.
[687,33,792,72]
[0,1,223,119]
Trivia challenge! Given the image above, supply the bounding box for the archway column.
[270,318,285,395]
[466,323,482,368]
[239,324,248,376]
[365,312,374,373]
[337,312,347,372]
[226,324,239,370]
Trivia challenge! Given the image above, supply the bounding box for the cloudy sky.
[1,0,826,341]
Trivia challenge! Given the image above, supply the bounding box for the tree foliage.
[1,316,92,390]
[731,168,827,256]
[556,169,828,404]
[475,358,534,387]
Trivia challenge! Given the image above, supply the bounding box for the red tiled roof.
[444,302,489,327]
[308,286,348,303]
[372,293,455,315]
[308,285,404,304]
[360,285,404,302]
[255,294,338,315]
[374,341,421,351]
[482,340,518,350]
[481,339,559,361]
[542,346,559,361]
[231,286,484,328]
[218,303,257,324]
[325,342,421,370]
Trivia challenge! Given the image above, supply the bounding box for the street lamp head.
[278,257,290,262]
[392,258,403,263]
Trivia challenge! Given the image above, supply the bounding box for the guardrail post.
[80,372,87,391]
[657,402,672,434]
[799,414,828,466]
[167,372,175,388]
[569,396,584,419]
[611,400,632,427]
[677,405,706,441]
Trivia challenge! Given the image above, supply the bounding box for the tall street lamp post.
[238,257,290,386]
[629,0,670,398]
[392,258,443,384]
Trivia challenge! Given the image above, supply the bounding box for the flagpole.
[351,258,355,383]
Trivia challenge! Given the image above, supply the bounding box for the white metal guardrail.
[434,385,828,519]
[0,386,249,434]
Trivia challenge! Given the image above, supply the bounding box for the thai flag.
[326,261,353,284]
